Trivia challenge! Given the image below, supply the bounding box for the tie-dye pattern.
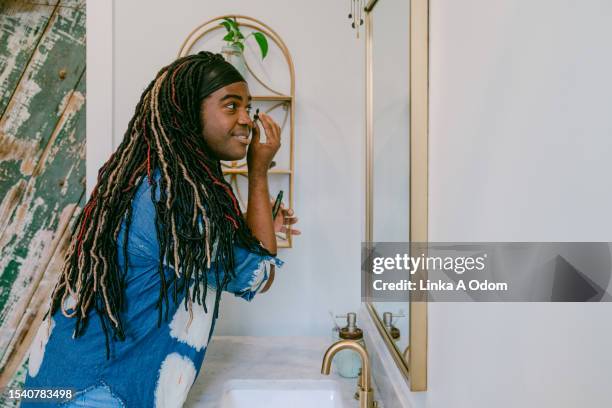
[22,170,283,407]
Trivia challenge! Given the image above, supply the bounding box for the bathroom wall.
[88,0,364,336]
[420,0,612,407]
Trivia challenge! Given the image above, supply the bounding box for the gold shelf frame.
[178,15,296,248]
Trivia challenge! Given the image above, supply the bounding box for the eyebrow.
[219,94,252,102]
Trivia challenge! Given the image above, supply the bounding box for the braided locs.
[44,52,270,357]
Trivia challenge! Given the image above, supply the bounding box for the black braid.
[45,52,270,359]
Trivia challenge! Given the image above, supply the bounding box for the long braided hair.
[44,52,269,355]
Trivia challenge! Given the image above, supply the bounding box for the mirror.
[370,0,411,359]
[365,0,429,391]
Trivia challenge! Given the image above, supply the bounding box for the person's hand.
[247,112,281,176]
[273,203,301,236]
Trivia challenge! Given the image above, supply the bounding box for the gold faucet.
[321,340,376,408]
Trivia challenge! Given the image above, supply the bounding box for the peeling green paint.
[0,72,86,326]
[0,357,28,407]
[0,1,59,117]
[0,1,85,222]
[0,0,86,387]
[0,260,20,313]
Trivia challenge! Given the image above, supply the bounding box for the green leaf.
[220,21,232,32]
[228,17,239,32]
[221,18,239,37]
[235,41,244,52]
[223,32,234,42]
[253,32,269,59]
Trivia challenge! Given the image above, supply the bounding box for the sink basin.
[219,379,347,408]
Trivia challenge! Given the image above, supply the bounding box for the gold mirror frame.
[364,0,429,391]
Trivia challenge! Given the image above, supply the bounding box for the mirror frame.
[364,0,429,391]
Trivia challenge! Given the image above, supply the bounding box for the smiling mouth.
[233,134,250,145]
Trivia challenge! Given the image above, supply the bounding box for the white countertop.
[185,336,362,407]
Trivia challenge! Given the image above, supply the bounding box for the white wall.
[105,0,364,336]
[85,0,113,197]
[419,0,612,407]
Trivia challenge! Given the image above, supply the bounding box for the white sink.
[219,379,347,408]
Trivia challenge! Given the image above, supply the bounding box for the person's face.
[200,81,253,161]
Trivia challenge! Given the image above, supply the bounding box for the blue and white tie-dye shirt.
[22,169,283,407]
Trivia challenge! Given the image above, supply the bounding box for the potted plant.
[220,17,269,76]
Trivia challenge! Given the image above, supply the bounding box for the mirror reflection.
[370,0,411,360]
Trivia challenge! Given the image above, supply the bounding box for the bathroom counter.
[185,336,362,407]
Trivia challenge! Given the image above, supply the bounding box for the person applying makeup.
[22,51,300,408]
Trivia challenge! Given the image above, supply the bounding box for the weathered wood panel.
[0,362,26,407]
[0,0,85,241]
[0,1,59,117]
[0,0,85,302]
[0,72,85,362]
[0,0,86,391]
[0,192,83,403]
